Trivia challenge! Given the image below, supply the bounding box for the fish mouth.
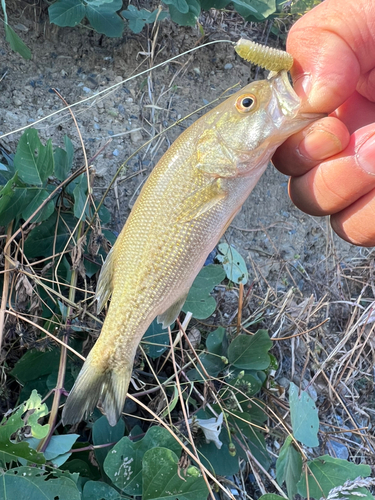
[271,71,326,122]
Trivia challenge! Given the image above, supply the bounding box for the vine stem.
[0,221,13,352]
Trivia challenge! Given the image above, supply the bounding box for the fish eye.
[235,94,257,113]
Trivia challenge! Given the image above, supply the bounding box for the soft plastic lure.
[234,38,294,72]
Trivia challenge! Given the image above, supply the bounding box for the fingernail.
[293,74,312,100]
[357,135,375,174]
[299,129,342,161]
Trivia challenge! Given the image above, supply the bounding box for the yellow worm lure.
[234,38,294,72]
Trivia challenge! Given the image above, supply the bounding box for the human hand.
[272,0,375,246]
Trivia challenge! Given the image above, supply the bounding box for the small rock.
[14,23,28,32]
[224,63,233,70]
[13,98,22,107]
[130,128,143,144]
[113,149,119,156]
[94,123,100,130]
[193,67,200,75]
[277,377,291,389]
[97,101,105,114]
[82,86,91,93]
[326,440,349,460]
[5,110,19,122]
[114,75,123,84]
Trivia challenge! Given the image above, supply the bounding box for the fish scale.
[62,70,321,426]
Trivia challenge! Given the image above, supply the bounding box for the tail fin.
[62,353,132,426]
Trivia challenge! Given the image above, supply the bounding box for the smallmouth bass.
[63,70,319,426]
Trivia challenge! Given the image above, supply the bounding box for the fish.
[62,69,320,426]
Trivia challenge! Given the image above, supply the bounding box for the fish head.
[200,71,323,171]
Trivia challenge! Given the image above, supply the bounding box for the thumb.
[287,0,375,113]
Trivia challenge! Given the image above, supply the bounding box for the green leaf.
[121,6,168,34]
[228,330,272,370]
[194,413,247,476]
[72,173,88,220]
[86,0,124,37]
[26,434,80,467]
[20,188,55,223]
[182,264,225,319]
[234,0,275,20]
[141,318,170,359]
[44,439,77,467]
[0,162,14,185]
[104,426,181,496]
[0,391,48,466]
[14,129,54,186]
[142,447,208,500]
[216,243,248,284]
[4,23,31,59]
[187,328,227,381]
[229,411,270,470]
[92,416,125,469]
[276,435,303,498]
[61,458,100,480]
[48,0,86,27]
[291,0,320,14]
[0,183,31,226]
[24,212,76,258]
[206,327,226,355]
[163,0,189,14]
[0,466,80,500]
[10,349,60,383]
[289,382,319,447]
[200,0,230,10]
[226,368,263,397]
[187,351,226,381]
[82,480,124,500]
[54,148,69,182]
[167,0,200,26]
[297,455,371,500]
[259,495,285,500]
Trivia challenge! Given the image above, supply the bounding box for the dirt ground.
[1,1,375,485]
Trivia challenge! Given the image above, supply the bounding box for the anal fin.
[157,293,188,328]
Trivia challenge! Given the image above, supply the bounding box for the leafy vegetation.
[46,0,321,37]
[2,0,320,58]
[1,128,372,499]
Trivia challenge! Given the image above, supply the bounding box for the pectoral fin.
[157,293,188,328]
[177,179,227,223]
[196,129,237,178]
[96,246,115,314]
